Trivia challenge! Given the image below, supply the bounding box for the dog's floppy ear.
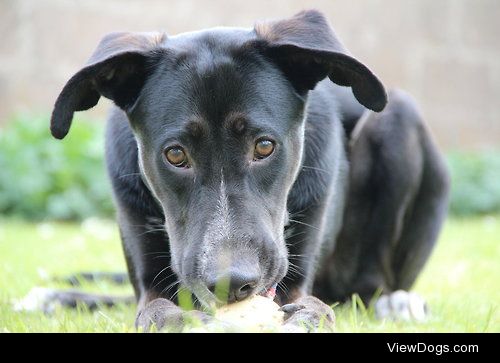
[50,32,166,139]
[254,10,387,111]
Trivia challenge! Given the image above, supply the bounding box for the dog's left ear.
[254,10,387,111]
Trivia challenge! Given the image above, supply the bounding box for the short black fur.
[50,10,449,331]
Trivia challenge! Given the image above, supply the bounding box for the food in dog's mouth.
[205,283,281,331]
[214,294,284,330]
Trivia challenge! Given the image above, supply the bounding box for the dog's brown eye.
[254,139,275,160]
[164,147,188,167]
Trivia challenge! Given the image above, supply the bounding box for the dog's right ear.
[50,32,166,139]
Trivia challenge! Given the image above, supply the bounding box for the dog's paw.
[135,298,212,332]
[374,290,427,322]
[280,295,335,332]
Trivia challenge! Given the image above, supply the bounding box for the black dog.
[50,10,449,331]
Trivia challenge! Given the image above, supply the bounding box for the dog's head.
[51,10,386,306]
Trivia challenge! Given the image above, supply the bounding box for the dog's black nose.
[207,270,259,303]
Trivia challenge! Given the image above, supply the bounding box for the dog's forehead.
[135,25,300,141]
[167,27,255,48]
[147,28,267,129]
[164,27,257,73]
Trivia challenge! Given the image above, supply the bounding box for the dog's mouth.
[258,283,278,299]
[188,281,279,309]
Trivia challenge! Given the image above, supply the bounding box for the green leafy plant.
[446,150,500,216]
[0,114,114,220]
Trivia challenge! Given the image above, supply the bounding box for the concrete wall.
[1,0,499,150]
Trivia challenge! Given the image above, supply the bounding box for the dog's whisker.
[285,231,308,239]
[152,255,170,260]
[288,219,320,231]
[169,286,184,301]
[288,255,309,262]
[287,268,305,279]
[136,228,166,237]
[150,265,172,288]
[286,261,306,278]
[151,273,176,291]
[277,281,290,299]
[301,165,332,174]
[117,172,142,179]
[151,268,177,289]
[289,205,312,217]
[160,280,181,299]
[143,251,170,257]
[192,295,201,308]
[163,280,179,295]
[129,222,165,230]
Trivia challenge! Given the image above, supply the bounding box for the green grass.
[0,216,499,332]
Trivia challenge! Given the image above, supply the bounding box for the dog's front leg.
[278,213,339,332]
[114,205,210,332]
[279,179,348,332]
